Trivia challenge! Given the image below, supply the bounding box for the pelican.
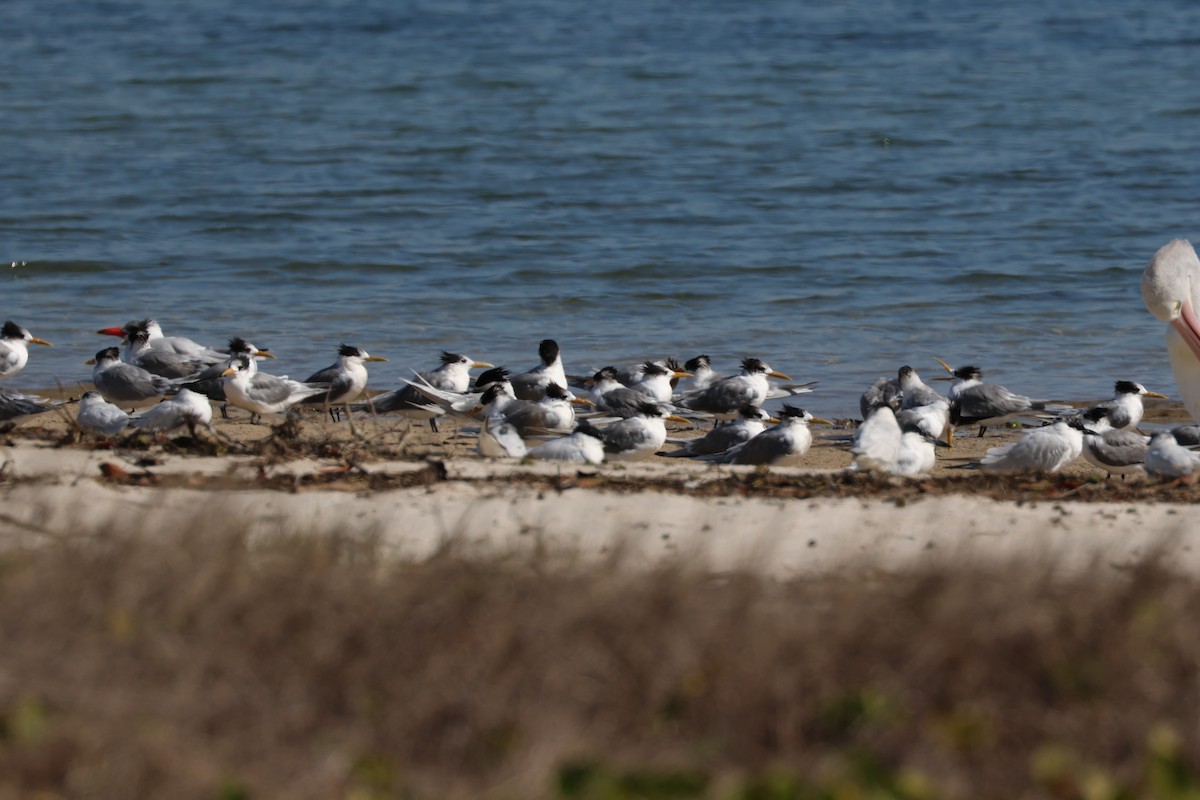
[1142,239,1200,421]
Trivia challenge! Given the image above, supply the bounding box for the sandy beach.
[3,395,1196,575]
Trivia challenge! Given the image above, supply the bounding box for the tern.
[98,318,225,362]
[130,388,214,437]
[490,382,585,438]
[221,356,325,422]
[933,358,1071,437]
[677,354,717,394]
[88,347,176,408]
[75,390,130,435]
[526,427,605,464]
[850,405,944,477]
[896,365,951,444]
[697,405,828,466]
[1141,239,1200,421]
[678,357,791,418]
[590,402,688,462]
[662,405,775,458]
[125,327,215,378]
[1173,424,1200,447]
[629,360,691,404]
[0,386,57,422]
[302,344,387,422]
[980,420,1083,474]
[1074,381,1167,431]
[511,339,567,402]
[858,376,901,420]
[1076,407,1148,478]
[365,352,494,431]
[1144,430,1200,479]
[587,366,659,418]
[477,414,528,458]
[178,337,276,413]
[0,320,52,380]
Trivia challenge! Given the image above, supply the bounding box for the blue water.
[3,0,1199,416]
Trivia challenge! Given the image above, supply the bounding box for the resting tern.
[1144,430,1200,479]
[301,344,387,422]
[88,347,176,408]
[365,352,494,431]
[933,358,1071,437]
[629,361,691,404]
[896,365,951,444]
[490,382,585,438]
[0,386,56,422]
[221,356,325,422]
[980,420,1083,474]
[126,327,215,378]
[1077,407,1148,477]
[130,388,214,436]
[526,427,605,464]
[478,413,528,458]
[678,357,791,418]
[850,405,943,477]
[677,355,717,394]
[858,376,901,420]
[1173,424,1200,447]
[0,320,52,380]
[697,405,828,466]
[1075,381,1167,431]
[75,390,130,435]
[663,405,775,458]
[587,366,659,418]
[590,402,688,462]
[1141,239,1200,421]
[511,339,567,402]
[178,337,276,412]
[98,319,225,362]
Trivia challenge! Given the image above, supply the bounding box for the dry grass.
[1,526,1200,799]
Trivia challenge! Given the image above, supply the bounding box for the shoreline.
[1,400,1197,576]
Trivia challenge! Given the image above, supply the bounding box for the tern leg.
[977,426,987,438]
[429,418,439,433]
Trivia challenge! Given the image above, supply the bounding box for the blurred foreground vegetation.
[1,527,1199,799]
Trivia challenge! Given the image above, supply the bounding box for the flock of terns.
[0,238,1199,480]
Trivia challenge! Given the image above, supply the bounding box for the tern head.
[220,356,253,377]
[337,344,387,363]
[897,365,925,389]
[737,404,771,421]
[537,339,561,365]
[1,320,51,347]
[741,357,791,380]
[685,354,711,372]
[472,366,510,391]
[478,381,514,407]
[591,366,620,385]
[633,401,689,424]
[1113,380,1167,399]
[228,337,275,359]
[641,362,671,379]
[778,404,831,425]
[88,347,121,366]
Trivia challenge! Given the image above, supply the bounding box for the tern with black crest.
[678,357,791,418]
[697,405,828,466]
[511,339,566,402]
[0,320,52,380]
[88,347,176,408]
